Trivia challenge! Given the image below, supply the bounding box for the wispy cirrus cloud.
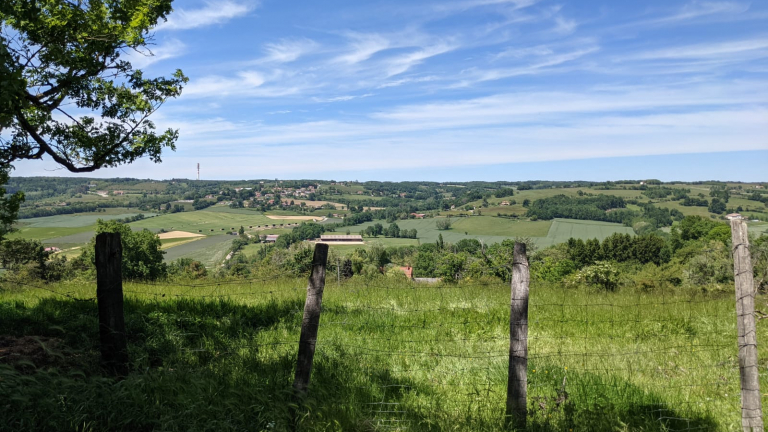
[459,45,599,84]
[620,38,768,61]
[183,70,304,98]
[433,0,539,14]
[651,1,749,24]
[258,38,318,64]
[384,43,457,77]
[333,33,392,65]
[312,93,374,103]
[157,0,255,30]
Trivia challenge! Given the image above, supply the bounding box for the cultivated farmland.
[129,207,313,235]
[340,217,634,248]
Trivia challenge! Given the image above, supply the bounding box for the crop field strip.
[2,259,752,431]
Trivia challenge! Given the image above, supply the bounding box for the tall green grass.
[0,278,754,431]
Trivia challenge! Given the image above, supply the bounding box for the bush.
[566,261,620,291]
[168,258,208,279]
[76,219,166,280]
[435,218,452,230]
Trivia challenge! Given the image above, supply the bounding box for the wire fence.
[1,237,763,431]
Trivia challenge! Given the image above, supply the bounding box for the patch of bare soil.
[0,336,73,369]
[158,230,205,239]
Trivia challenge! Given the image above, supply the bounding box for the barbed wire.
[0,248,752,431]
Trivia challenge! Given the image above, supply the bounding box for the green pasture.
[749,222,768,236]
[655,201,712,218]
[161,235,234,266]
[451,216,551,237]
[0,278,749,431]
[340,217,634,248]
[540,218,635,247]
[8,225,94,242]
[327,238,420,256]
[129,208,311,235]
[41,230,95,246]
[16,211,156,228]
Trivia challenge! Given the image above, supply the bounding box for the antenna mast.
[197,163,200,181]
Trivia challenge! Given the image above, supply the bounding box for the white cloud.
[462,46,599,84]
[123,39,186,68]
[621,38,768,61]
[184,71,267,97]
[157,1,255,30]
[377,76,438,88]
[553,16,577,34]
[259,38,318,63]
[384,44,457,77]
[617,0,750,28]
[434,0,539,13]
[654,1,749,24]
[312,94,374,103]
[334,33,392,65]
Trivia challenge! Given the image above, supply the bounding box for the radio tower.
[197,163,200,181]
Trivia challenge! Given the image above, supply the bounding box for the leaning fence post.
[506,242,529,429]
[95,232,129,376]
[293,243,329,398]
[730,219,764,432]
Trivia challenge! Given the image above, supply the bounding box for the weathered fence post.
[730,219,764,432]
[506,242,529,430]
[293,243,329,397]
[95,232,129,376]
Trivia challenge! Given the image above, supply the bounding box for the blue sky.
[14,0,768,181]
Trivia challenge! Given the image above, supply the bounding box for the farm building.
[500,201,510,206]
[410,213,426,218]
[726,213,743,220]
[264,235,280,243]
[319,234,363,243]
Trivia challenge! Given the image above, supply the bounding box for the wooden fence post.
[293,243,329,397]
[95,232,129,376]
[506,242,529,430]
[730,220,764,432]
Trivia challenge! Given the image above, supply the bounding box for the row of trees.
[361,223,417,239]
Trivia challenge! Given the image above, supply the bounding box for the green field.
[539,218,636,247]
[749,222,768,236]
[162,235,234,266]
[129,207,313,235]
[0,278,749,431]
[17,211,156,228]
[340,217,633,248]
[8,225,95,242]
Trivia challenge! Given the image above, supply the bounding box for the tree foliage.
[435,218,452,230]
[0,168,24,241]
[77,219,165,280]
[0,0,187,173]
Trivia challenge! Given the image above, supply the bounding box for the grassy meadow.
[129,206,312,234]
[339,217,636,249]
[0,277,751,431]
[7,207,323,267]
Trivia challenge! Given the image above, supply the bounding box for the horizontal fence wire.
[0,249,752,432]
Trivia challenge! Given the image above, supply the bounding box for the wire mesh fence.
[0,244,761,431]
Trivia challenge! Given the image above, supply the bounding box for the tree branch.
[14,111,99,172]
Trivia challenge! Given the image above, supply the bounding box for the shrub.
[435,218,452,230]
[566,261,620,291]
